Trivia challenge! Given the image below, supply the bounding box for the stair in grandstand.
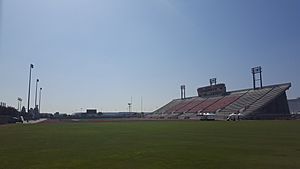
[221,87,272,113]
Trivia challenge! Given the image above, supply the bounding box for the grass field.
[0,120,300,169]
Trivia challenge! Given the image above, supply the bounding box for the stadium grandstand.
[147,82,291,120]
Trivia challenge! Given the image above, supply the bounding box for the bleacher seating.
[243,84,290,114]
[188,96,223,113]
[203,94,242,113]
[165,99,191,113]
[221,88,272,113]
[153,99,181,114]
[175,97,206,113]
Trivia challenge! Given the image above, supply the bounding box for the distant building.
[86,109,98,118]
[288,98,300,114]
[86,109,97,114]
[100,112,139,118]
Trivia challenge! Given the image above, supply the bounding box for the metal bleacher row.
[146,83,291,120]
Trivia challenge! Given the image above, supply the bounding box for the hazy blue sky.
[0,0,299,113]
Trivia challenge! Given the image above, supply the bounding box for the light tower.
[251,66,263,89]
[27,64,34,113]
[38,88,42,113]
[34,79,39,108]
[128,103,132,112]
[140,96,143,113]
[17,97,22,111]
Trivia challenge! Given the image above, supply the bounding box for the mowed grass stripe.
[0,121,299,169]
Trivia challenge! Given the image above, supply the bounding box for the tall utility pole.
[34,79,39,108]
[131,97,133,112]
[27,64,34,113]
[141,96,143,113]
[39,88,42,113]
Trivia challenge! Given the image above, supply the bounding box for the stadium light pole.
[128,103,131,112]
[27,64,34,113]
[17,98,20,111]
[259,68,263,88]
[20,99,22,111]
[141,96,143,113]
[39,88,42,113]
[34,79,39,108]
[131,96,133,112]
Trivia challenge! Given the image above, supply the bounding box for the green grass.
[0,120,300,169]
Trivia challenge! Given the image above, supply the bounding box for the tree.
[21,106,26,114]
